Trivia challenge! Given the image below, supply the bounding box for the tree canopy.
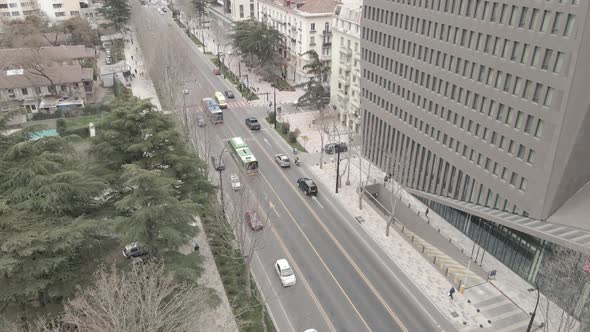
[98,0,131,31]
[231,19,282,66]
[297,50,331,109]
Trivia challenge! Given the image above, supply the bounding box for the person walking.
[449,287,456,300]
[425,208,430,217]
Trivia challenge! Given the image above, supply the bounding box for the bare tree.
[218,177,271,299]
[385,150,412,237]
[63,263,219,332]
[537,245,590,332]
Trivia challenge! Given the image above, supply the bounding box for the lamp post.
[526,283,541,332]
[217,142,230,217]
[273,87,277,129]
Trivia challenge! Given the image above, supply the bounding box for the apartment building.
[258,0,338,84]
[330,1,362,133]
[361,0,590,283]
[0,0,39,21]
[0,45,95,113]
[37,0,81,21]
[207,0,257,38]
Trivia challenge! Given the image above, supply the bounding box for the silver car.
[274,154,291,167]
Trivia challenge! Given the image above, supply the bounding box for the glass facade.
[422,198,545,282]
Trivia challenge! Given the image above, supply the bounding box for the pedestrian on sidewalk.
[448,287,456,299]
[131,55,134,60]
[425,208,429,217]
[135,69,138,74]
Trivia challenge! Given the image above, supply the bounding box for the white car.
[275,259,296,287]
[230,174,241,191]
[274,154,290,167]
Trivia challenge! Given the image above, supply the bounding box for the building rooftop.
[0,45,96,67]
[99,61,131,76]
[262,0,338,14]
[0,64,93,89]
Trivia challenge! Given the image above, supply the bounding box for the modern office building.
[330,1,362,133]
[360,0,590,282]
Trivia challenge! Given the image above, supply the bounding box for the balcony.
[322,30,332,36]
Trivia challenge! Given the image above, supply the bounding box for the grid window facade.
[361,0,587,221]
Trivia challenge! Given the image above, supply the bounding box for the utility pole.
[219,168,225,216]
[526,283,541,332]
[273,87,277,129]
[335,145,342,193]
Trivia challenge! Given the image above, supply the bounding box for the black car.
[297,177,318,196]
[225,90,235,98]
[324,142,348,154]
[211,156,225,171]
[245,117,261,130]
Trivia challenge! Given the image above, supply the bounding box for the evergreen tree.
[98,0,131,31]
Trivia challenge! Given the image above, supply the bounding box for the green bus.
[228,137,258,175]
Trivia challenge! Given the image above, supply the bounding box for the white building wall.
[258,1,333,84]
[0,0,38,21]
[330,3,362,133]
[38,0,81,21]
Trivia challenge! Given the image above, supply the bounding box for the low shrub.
[63,126,90,138]
[287,130,298,143]
[56,118,67,136]
[281,122,290,135]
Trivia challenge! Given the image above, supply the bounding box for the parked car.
[275,259,296,287]
[213,68,221,75]
[197,114,207,127]
[297,177,318,196]
[105,56,112,65]
[230,174,241,190]
[224,90,235,99]
[245,209,263,231]
[274,154,291,167]
[324,142,348,154]
[211,156,225,171]
[122,242,147,259]
[245,117,261,130]
[105,49,111,56]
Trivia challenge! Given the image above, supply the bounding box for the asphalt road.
[133,5,458,332]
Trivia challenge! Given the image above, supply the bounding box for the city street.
[132,4,457,332]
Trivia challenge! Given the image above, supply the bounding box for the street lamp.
[217,142,230,217]
[181,88,189,134]
[526,283,541,332]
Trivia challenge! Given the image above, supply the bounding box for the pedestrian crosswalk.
[225,100,250,108]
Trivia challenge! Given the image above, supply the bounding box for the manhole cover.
[355,216,365,223]
[450,311,459,318]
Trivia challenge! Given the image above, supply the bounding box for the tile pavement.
[287,109,565,331]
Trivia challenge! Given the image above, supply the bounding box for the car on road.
[274,154,291,167]
[245,117,261,130]
[245,209,263,231]
[230,174,241,190]
[196,114,206,127]
[213,68,221,75]
[161,7,167,12]
[297,177,318,196]
[275,259,296,287]
[211,156,225,171]
[324,142,348,154]
[122,242,147,259]
[224,90,235,99]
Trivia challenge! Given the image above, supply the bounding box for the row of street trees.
[0,16,99,48]
[0,94,215,328]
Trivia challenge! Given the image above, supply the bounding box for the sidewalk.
[180,20,305,107]
[123,27,163,111]
[179,217,239,332]
[286,109,561,331]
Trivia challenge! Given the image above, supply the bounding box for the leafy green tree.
[297,50,331,109]
[98,0,131,31]
[59,17,99,46]
[114,164,197,257]
[0,134,109,313]
[231,19,282,66]
[91,97,213,204]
